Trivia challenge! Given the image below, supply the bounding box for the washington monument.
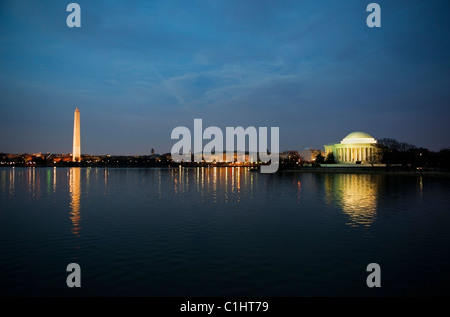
[72,107,81,162]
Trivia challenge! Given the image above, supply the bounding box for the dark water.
[1,167,449,296]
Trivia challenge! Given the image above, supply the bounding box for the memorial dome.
[341,131,376,144]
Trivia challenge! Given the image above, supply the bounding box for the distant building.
[324,131,377,164]
[199,151,252,163]
[280,150,301,163]
[308,149,325,162]
[298,149,323,162]
[52,154,72,163]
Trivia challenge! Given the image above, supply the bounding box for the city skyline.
[0,107,446,158]
[1,1,449,155]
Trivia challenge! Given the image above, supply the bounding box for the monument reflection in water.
[324,174,380,227]
[69,168,81,236]
[0,167,449,296]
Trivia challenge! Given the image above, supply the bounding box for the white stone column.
[72,108,81,162]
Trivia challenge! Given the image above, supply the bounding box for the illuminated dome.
[340,131,376,144]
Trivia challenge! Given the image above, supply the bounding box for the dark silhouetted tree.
[367,147,382,166]
[315,153,325,165]
[325,152,335,164]
[377,138,417,166]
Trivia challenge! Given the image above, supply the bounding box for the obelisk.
[72,107,81,162]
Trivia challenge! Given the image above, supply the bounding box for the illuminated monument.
[72,107,81,162]
[325,131,377,164]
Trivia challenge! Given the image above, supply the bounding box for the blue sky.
[1,0,449,154]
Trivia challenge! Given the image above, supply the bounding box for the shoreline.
[282,167,450,177]
[2,165,450,177]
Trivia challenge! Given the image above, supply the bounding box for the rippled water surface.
[1,167,449,296]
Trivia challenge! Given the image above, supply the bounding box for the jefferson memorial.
[324,132,377,164]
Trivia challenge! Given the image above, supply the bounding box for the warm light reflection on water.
[2,167,450,296]
[69,168,81,236]
[9,167,15,198]
[166,167,257,203]
[0,168,439,247]
[53,166,56,193]
[1,167,384,230]
[418,176,423,197]
[0,167,419,229]
[325,174,379,227]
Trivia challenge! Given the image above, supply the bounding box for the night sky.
[1,0,449,155]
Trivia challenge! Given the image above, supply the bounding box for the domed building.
[324,132,377,164]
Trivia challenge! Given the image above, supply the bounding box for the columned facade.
[324,132,377,164]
